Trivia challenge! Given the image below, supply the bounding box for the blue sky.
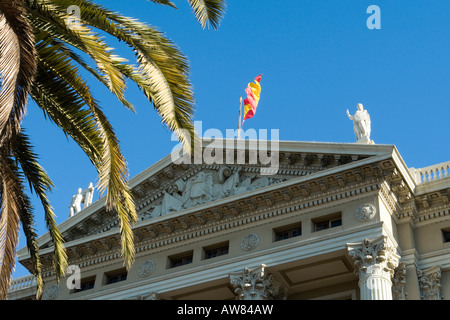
[12,0,450,279]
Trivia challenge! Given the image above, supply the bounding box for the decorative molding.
[39,178,385,276]
[43,157,390,251]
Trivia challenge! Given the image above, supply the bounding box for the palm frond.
[25,0,132,111]
[0,148,43,300]
[148,0,177,9]
[47,0,198,154]
[0,0,226,299]
[32,35,137,268]
[0,1,36,145]
[11,132,66,284]
[0,159,21,299]
[187,0,226,30]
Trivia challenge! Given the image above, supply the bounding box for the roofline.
[16,140,406,259]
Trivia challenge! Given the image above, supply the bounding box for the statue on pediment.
[69,188,83,217]
[69,182,94,217]
[347,103,374,144]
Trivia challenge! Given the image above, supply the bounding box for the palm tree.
[0,0,226,299]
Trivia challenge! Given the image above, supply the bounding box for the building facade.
[7,139,450,300]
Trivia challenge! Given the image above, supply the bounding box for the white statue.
[69,182,95,217]
[69,188,83,217]
[346,103,374,144]
[82,182,94,207]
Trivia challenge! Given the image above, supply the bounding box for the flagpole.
[238,96,242,139]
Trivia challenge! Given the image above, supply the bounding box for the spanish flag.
[242,74,262,125]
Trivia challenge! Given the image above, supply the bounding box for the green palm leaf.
[0,0,227,300]
[11,132,66,289]
[0,147,43,299]
[188,0,226,29]
[0,0,36,146]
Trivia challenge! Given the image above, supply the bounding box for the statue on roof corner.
[69,182,94,217]
[346,103,374,144]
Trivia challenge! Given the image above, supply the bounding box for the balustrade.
[410,161,450,184]
[8,275,37,292]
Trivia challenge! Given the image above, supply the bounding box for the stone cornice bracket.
[229,264,286,300]
[346,236,400,300]
[417,265,443,300]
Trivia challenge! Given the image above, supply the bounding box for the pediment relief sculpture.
[140,167,282,221]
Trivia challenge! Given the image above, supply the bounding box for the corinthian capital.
[229,264,286,300]
[347,236,400,281]
[417,266,442,300]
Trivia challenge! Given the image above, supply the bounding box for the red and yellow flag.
[242,74,262,125]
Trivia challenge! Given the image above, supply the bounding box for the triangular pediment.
[31,140,399,251]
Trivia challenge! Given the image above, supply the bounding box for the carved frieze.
[138,167,282,221]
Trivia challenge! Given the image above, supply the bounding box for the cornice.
[33,161,388,276]
[23,141,445,277]
[18,141,396,256]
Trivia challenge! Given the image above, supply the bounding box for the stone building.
[7,138,450,300]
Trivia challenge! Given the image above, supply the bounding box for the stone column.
[347,236,400,300]
[229,264,286,300]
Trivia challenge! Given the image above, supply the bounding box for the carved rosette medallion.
[355,203,376,221]
[241,233,259,251]
[41,285,60,300]
[138,260,155,278]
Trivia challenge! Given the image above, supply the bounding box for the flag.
[242,74,262,125]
